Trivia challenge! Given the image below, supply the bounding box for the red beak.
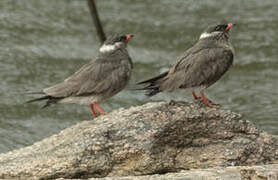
[225,23,233,32]
[125,34,134,43]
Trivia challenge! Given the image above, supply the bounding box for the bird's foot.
[204,100,220,108]
[200,92,220,108]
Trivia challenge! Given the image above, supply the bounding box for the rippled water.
[0,0,277,153]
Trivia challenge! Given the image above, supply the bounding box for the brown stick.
[87,0,106,44]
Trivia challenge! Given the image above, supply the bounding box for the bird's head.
[199,23,233,40]
[99,34,134,53]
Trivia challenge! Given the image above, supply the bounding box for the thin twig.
[87,0,106,44]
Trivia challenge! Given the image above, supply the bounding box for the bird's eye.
[120,36,126,41]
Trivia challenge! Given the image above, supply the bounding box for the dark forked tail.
[136,71,168,96]
[25,95,62,108]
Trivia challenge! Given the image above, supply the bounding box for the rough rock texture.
[88,164,278,180]
[0,101,277,179]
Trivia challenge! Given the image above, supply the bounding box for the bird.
[26,34,134,117]
[137,23,234,107]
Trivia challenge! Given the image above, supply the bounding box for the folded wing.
[44,52,132,98]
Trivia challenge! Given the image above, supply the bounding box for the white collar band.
[99,42,122,53]
[199,31,222,39]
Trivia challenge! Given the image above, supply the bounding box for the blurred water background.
[0,0,277,153]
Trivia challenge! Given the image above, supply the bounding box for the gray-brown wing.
[44,54,132,98]
[160,47,233,91]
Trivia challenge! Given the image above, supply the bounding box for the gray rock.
[0,101,277,179]
[88,164,278,180]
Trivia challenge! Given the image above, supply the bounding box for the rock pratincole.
[27,34,134,117]
[137,24,234,107]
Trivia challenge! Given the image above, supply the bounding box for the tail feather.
[136,71,168,96]
[25,95,62,108]
[137,71,168,85]
[25,96,51,104]
[42,98,61,108]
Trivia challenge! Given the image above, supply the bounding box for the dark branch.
[87,0,106,44]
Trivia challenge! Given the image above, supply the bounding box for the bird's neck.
[199,32,229,41]
[99,42,124,53]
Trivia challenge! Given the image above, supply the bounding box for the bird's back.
[43,48,132,102]
[161,38,234,91]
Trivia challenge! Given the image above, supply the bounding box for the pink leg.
[89,104,97,117]
[93,103,104,115]
[192,91,199,100]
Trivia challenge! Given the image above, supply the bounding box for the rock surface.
[87,164,278,180]
[0,101,277,179]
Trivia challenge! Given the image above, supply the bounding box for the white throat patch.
[99,42,122,53]
[199,31,222,39]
